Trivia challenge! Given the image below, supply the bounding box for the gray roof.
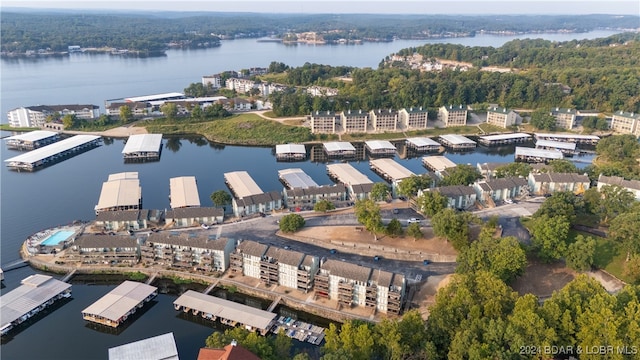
[532,172,590,183]
[96,210,148,222]
[278,168,319,189]
[536,139,577,151]
[275,144,306,155]
[4,135,101,165]
[321,259,372,283]
[365,140,396,151]
[237,240,268,257]
[165,207,223,219]
[81,281,157,322]
[370,269,394,287]
[598,175,640,191]
[121,134,163,154]
[478,133,530,142]
[350,183,375,194]
[263,247,305,267]
[477,162,507,171]
[534,133,600,141]
[234,191,281,207]
[108,332,179,360]
[401,107,428,114]
[173,290,276,331]
[22,104,99,112]
[286,184,346,197]
[434,185,477,197]
[147,233,230,251]
[406,137,439,147]
[74,234,138,249]
[323,142,356,153]
[480,177,528,191]
[514,147,563,160]
[1,275,72,329]
[439,134,476,145]
[4,130,59,142]
[487,106,512,114]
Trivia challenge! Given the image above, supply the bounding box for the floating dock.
[370,158,415,183]
[364,140,396,157]
[514,147,563,163]
[95,172,142,214]
[477,133,531,146]
[271,316,326,345]
[535,139,577,156]
[122,134,163,162]
[5,130,60,150]
[278,168,319,189]
[169,176,201,209]
[275,144,307,161]
[4,135,101,171]
[323,142,356,158]
[81,281,157,328]
[224,171,264,199]
[405,137,441,152]
[534,133,599,145]
[438,134,476,150]
[108,332,179,360]
[1,274,72,336]
[326,163,373,186]
[422,156,457,172]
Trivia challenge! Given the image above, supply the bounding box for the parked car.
[329,249,337,254]
[423,259,430,265]
[373,255,381,261]
[392,208,399,214]
[201,224,209,229]
[407,218,421,224]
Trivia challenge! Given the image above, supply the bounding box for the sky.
[2,0,640,15]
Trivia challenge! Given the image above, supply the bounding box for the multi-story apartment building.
[8,105,100,128]
[398,107,428,129]
[610,110,640,135]
[597,174,640,201]
[341,110,369,133]
[201,74,222,89]
[369,109,399,131]
[438,105,467,127]
[310,111,339,134]
[106,102,150,117]
[65,234,139,265]
[142,233,235,272]
[229,240,268,278]
[550,108,577,129]
[282,184,347,210]
[527,172,590,195]
[225,78,258,93]
[486,107,521,128]
[368,269,405,314]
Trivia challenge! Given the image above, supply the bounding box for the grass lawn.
[568,229,632,283]
[0,124,38,132]
[477,123,511,134]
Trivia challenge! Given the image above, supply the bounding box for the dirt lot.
[511,258,576,298]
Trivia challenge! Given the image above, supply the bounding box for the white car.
[201,224,209,229]
[504,199,513,204]
[407,218,421,224]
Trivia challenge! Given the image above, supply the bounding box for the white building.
[8,105,100,128]
[597,174,640,201]
[438,105,467,127]
[486,107,521,128]
[202,74,222,89]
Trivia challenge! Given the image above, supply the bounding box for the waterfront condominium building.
[369,109,399,131]
[438,105,467,127]
[340,110,369,133]
[550,108,577,130]
[201,74,222,89]
[398,107,428,129]
[486,107,521,128]
[310,111,339,133]
[7,105,100,128]
[610,110,640,135]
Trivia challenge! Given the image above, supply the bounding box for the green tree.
[385,218,404,237]
[565,235,596,271]
[494,162,532,178]
[292,353,313,360]
[406,222,423,241]
[119,105,132,123]
[205,327,273,359]
[576,293,624,358]
[457,235,527,282]
[529,214,570,262]
[210,190,232,207]
[548,159,579,174]
[530,109,556,130]
[439,164,483,186]
[396,174,434,198]
[190,104,203,120]
[609,211,640,261]
[61,114,77,128]
[623,255,640,283]
[596,185,635,224]
[184,82,208,97]
[279,214,305,233]
[534,191,580,224]
[160,102,178,120]
[323,321,375,360]
[370,182,391,201]
[415,190,448,218]
[431,208,478,251]
[505,294,557,357]
[354,199,383,240]
[314,199,335,212]
[596,134,640,164]
[273,329,292,359]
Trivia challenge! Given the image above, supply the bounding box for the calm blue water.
[0,30,611,359]
[40,230,76,246]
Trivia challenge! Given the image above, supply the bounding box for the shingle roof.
[286,184,346,197]
[321,259,372,283]
[165,207,223,219]
[147,233,230,251]
[532,172,589,183]
[74,234,137,249]
[96,210,147,222]
[598,175,640,191]
[481,177,528,191]
[434,185,476,197]
[263,247,305,267]
[236,240,268,257]
[234,191,281,207]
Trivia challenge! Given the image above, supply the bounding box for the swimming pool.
[40,230,75,246]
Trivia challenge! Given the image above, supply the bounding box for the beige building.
[550,108,577,129]
[341,110,369,133]
[142,233,235,272]
[486,107,521,128]
[369,109,398,131]
[66,234,139,265]
[399,107,428,129]
[610,110,640,135]
[438,105,467,127]
[310,111,339,134]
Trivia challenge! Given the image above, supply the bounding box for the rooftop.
[422,156,457,172]
[478,133,531,142]
[327,163,373,185]
[532,172,590,183]
[323,142,356,153]
[535,139,577,151]
[370,158,415,181]
[108,332,179,360]
[263,246,305,267]
[165,207,223,219]
[224,171,263,199]
[4,135,101,165]
[81,281,158,322]
[278,168,319,189]
[405,137,440,147]
[364,140,396,151]
[147,233,230,251]
[74,234,138,249]
[121,134,163,154]
[598,174,640,191]
[236,240,268,257]
[4,130,59,142]
[439,134,476,145]
[479,177,528,191]
[534,133,600,141]
[95,177,142,211]
[169,176,201,209]
[275,144,306,155]
[433,185,477,197]
[321,259,372,283]
[108,172,139,181]
[124,92,185,103]
[515,147,564,160]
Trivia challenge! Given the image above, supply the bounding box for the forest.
[266,33,640,116]
[2,11,639,53]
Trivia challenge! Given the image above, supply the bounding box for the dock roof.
[278,168,319,189]
[224,171,263,199]
[439,134,476,145]
[108,332,179,360]
[95,178,142,211]
[4,130,59,142]
[275,144,306,155]
[169,176,201,208]
[327,163,373,185]
[534,133,600,141]
[4,135,101,165]
[422,156,457,172]
[364,140,396,151]
[535,139,577,151]
[370,158,415,181]
[515,147,563,160]
[81,281,157,323]
[122,134,163,154]
[174,290,276,331]
[1,275,72,329]
[478,133,531,142]
[124,92,185,102]
[406,137,440,147]
[108,172,139,181]
[323,142,356,153]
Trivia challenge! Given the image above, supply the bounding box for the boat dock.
[405,137,441,152]
[515,147,564,163]
[271,315,326,345]
[422,155,457,172]
[326,163,373,186]
[81,281,158,328]
[278,168,319,189]
[1,274,72,336]
[5,131,60,150]
[323,142,356,158]
[535,139,578,156]
[122,134,163,162]
[477,133,531,146]
[438,134,476,150]
[364,140,397,157]
[275,144,307,161]
[370,158,415,184]
[534,133,600,145]
[4,135,101,171]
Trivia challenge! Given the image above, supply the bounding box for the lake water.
[0,30,613,359]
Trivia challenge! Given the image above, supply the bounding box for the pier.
[267,295,282,312]
[438,134,476,150]
[4,135,101,171]
[534,133,600,145]
[81,281,158,328]
[5,131,60,150]
[405,137,441,152]
[122,134,163,162]
[203,279,220,295]
[1,274,72,336]
[477,133,531,146]
[422,155,457,172]
[364,140,397,157]
[60,269,77,282]
[275,144,307,161]
[535,139,578,156]
[515,147,563,163]
[278,168,319,189]
[146,272,159,285]
[326,163,373,186]
[323,142,356,158]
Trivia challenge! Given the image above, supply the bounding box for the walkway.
[60,269,76,282]
[203,279,220,295]
[267,295,282,312]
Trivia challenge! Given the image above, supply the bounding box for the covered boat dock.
[169,176,201,209]
[534,133,600,145]
[323,142,356,158]
[326,163,373,186]
[5,130,60,150]
[478,133,531,146]
[1,274,72,336]
[370,158,414,183]
[81,281,158,328]
[438,134,476,150]
[224,171,264,199]
[278,168,319,189]
[4,135,101,171]
[535,139,577,156]
[95,172,142,214]
[364,140,397,157]
[422,156,457,172]
[122,134,163,162]
[275,144,307,161]
[173,290,277,335]
[515,147,563,163]
[405,137,441,152]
